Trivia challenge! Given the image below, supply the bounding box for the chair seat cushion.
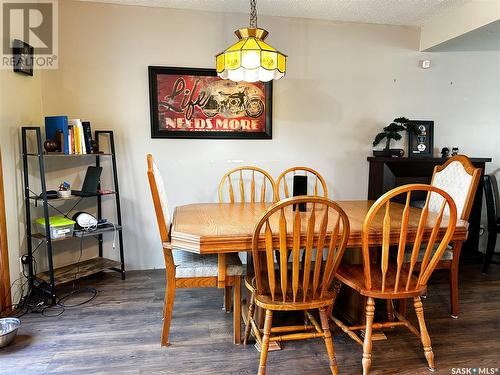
[173,250,243,278]
[403,245,454,263]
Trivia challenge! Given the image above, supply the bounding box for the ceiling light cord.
[250,0,257,28]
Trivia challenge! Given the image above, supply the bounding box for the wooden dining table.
[170,200,468,343]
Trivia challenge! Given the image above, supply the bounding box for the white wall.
[0,70,43,298]
[420,0,500,51]
[32,0,500,271]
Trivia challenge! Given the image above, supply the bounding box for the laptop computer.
[72,166,103,197]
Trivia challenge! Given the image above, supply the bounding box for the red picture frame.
[148,66,273,139]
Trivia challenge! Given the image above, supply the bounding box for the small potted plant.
[372,117,420,157]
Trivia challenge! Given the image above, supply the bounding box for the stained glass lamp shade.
[216,28,286,83]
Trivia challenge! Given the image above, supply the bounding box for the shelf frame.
[21,127,126,304]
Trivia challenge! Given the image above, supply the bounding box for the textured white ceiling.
[76,0,469,26]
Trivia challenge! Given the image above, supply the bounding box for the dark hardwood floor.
[1,264,499,374]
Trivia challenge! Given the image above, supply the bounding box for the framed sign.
[408,120,434,158]
[13,39,34,76]
[148,66,272,139]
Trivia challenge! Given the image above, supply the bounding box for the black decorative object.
[12,39,34,76]
[452,147,459,156]
[441,147,450,158]
[372,117,419,157]
[90,139,99,153]
[43,139,58,153]
[408,120,434,158]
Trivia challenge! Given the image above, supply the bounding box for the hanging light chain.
[249,0,257,28]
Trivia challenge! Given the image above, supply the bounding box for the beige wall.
[1,0,497,278]
[0,70,43,298]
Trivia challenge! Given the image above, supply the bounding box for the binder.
[82,121,92,153]
[45,116,69,154]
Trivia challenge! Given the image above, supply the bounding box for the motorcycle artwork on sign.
[149,66,272,139]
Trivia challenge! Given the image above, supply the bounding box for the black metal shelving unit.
[21,127,125,303]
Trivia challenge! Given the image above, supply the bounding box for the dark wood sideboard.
[367,156,492,259]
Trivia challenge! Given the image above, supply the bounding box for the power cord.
[53,227,98,310]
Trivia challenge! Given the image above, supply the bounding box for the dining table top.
[170,200,468,254]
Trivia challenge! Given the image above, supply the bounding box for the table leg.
[233,277,241,344]
[218,253,226,289]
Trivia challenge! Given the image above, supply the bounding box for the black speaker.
[293,175,307,211]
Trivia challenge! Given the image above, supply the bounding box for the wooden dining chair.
[481,174,500,273]
[219,166,277,313]
[331,184,457,374]
[275,166,328,199]
[400,155,481,318]
[244,196,350,375]
[147,154,243,346]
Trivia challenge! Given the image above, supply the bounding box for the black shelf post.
[95,130,125,280]
[22,127,56,303]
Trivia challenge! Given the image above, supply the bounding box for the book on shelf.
[68,125,74,154]
[45,116,69,154]
[69,119,87,154]
[82,121,92,153]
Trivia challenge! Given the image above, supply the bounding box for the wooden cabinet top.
[367,157,491,163]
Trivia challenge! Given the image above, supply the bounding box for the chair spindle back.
[252,196,350,303]
[484,174,500,230]
[275,167,328,199]
[219,166,277,203]
[362,184,457,294]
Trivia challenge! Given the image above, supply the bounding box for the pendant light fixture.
[216,0,287,83]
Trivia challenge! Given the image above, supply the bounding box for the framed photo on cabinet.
[408,120,434,158]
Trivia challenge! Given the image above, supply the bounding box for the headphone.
[72,212,98,231]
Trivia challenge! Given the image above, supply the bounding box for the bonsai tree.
[373,117,420,150]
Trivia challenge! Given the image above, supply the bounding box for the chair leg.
[450,244,462,318]
[233,278,241,345]
[386,299,394,322]
[243,292,255,345]
[398,298,407,317]
[481,230,498,274]
[161,271,176,346]
[413,296,435,372]
[319,307,338,375]
[362,297,375,375]
[258,309,273,375]
[224,286,232,313]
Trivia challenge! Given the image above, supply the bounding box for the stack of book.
[45,116,94,154]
